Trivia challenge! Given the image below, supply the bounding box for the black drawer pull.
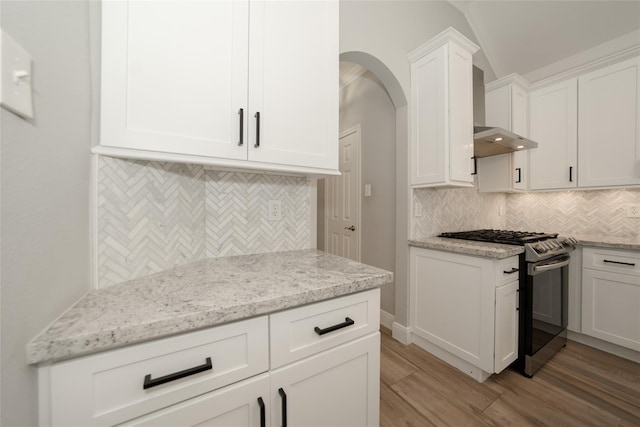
[143,357,212,390]
[279,388,287,427]
[238,108,244,146]
[314,317,355,336]
[254,111,261,148]
[258,396,266,427]
[471,156,477,175]
[603,259,636,267]
[503,268,519,275]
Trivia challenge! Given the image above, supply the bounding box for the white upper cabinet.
[409,28,479,188]
[578,57,640,188]
[529,78,578,190]
[98,0,338,176]
[478,75,530,192]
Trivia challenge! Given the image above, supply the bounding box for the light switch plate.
[1,30,34,119]
[364,184,372,197]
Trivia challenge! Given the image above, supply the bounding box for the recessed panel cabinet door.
[101,1,249,159]
[529,78,578,190]
[248,0,339,170]
[269,334,380,427]
[578,57,640,187]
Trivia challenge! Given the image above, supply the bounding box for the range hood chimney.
[473,66,537,158]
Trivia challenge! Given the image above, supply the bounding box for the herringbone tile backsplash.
[412,187,507,238]
[506,188,640,237]
[97,157,310,288]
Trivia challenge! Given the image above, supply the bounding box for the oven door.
[520,254,570,376]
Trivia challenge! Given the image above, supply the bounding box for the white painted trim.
[91,155,99,289]
[485,73,530,91]
[92,146,341,178]
[528,46,640,90]
[408,27,479,62]
[391,321,411,345]
[380,310,394,330]
[567,331,640,364]
[325,125,362,262]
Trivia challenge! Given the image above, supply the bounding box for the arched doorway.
[318,52,411,339]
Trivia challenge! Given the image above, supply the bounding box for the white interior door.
[325,126,360,261]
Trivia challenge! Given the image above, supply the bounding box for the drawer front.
[46,316,269,426]
[496,256,521,286]
[583,247,640,276]
[270,289,380,369]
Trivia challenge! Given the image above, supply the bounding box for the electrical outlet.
[268,200,282,221]
[626,204,640,218]
[414,203,423,217]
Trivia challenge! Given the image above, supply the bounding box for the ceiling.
[449,0,640,80]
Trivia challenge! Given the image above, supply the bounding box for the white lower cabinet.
[582,248,640,351]
[410,247,519,380]
[270,334,380,427]
[38,290,380,426]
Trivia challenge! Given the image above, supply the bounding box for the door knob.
[344,225,356,231]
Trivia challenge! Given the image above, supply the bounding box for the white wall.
[340,0,496,100]
[339,0,496,328]
[319,71,397,314]
[0,1,92,425]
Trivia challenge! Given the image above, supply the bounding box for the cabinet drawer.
[583,247,640,276]
[269,289,380,369]
[496,256,520,286]
[43,316,268,426]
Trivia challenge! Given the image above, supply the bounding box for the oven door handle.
[530,257,570,275]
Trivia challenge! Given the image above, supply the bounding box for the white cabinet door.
[101,0,249,160]
[248,0,338,170]
[582,269,640,351]
[410,248,495,373]
[529,78,578,190]
[122,374,270,427]
[578,56,640,187]
[494,280,519,373]
[270,334,380,427]
[410,29,478,188]
[511,84,529,191]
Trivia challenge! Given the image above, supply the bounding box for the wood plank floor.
[379,328,640,426]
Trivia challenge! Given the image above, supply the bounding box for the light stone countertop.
[27,249,393,365]
[408,237,524,259]
[568,233,640,251]
[409,234,640,259]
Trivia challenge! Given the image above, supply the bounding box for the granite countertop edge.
[409,234,640,258]
[27,250,393,365]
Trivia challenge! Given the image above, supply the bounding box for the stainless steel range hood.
[473,66,537,158]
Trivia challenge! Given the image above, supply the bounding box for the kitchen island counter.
[27,249,392,364]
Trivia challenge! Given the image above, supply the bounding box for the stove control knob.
[535,243,547,253]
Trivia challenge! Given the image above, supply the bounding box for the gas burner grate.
[439,229,558,246]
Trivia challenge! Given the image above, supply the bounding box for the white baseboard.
[567,331,640,363]
[380,310,394,330]
[391,322,412,345]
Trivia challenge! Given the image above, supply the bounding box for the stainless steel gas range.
[439,229,577,377]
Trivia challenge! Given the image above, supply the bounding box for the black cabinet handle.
[503,268,519,274]
[238,108,244,146]
[603,259,636,267]
[471,156,477,175]
[569,166,573,182]
[515,168,522,183]
[258,396,265,427]
[143,357,212,390]
[314,317,355,336]
[278,388,287,427]
[254,111,261,148]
